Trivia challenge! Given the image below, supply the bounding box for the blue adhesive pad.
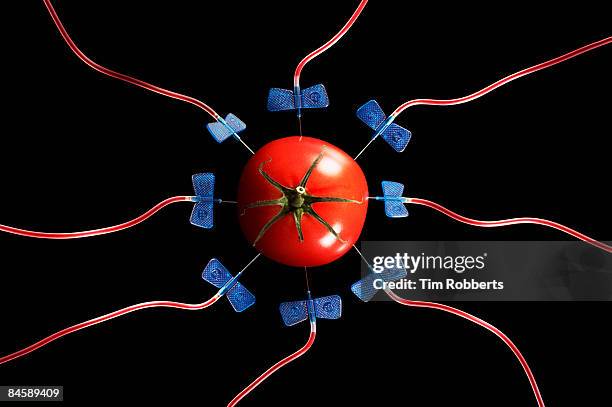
[190,201,214,228]
[190,173,216,228]
[279,300,309,326]
[301,84,329,109]
[356,99,387,130]
[351,266,408,302]
[225,113,246,132]
[382,180,404,198]
[202,258,232,288]
[267,84,329,111]
[226,282,256,312]
[381,180,408,218]
[356,99,412,152]
[193,173,215,198]
[313,295,342,320]
[267,88,295,111]
[380,123,411,153]
[206,113,246,143]
[350,274,379,302]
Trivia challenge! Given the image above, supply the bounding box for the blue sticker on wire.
[190,173,216,229]
[351,266,407,302]
[381,180,409,218]
[267,84,329,112]
[356,99,411,152]
[202,258,255,312]
[206,113,246,143]
[279,295,342,326]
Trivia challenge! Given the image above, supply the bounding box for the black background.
[0,1,610,405]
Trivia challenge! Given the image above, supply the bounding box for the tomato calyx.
[241,148,362,245]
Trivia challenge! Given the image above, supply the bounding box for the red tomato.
[237,136,369,267]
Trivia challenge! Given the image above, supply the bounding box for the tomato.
[237,136,369,267]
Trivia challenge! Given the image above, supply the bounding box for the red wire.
[385,289,545,407]
[293,0,368,88]
[408,198,611,253]
[391,36,612,117]
[227,322,317,406]
[42,0,220,119]
[0,196,192,239]
[0,295,219,365]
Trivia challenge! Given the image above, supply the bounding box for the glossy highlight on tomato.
[238,136,369,267]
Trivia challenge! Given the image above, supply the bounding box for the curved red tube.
[42,0,220,119]
[227,322,317,406]
[0,196,193,239]
[293,0,368,88]
[0,295,220,365]
[386,289,545,407]
[408,197,611,253]
[392,36,612,117]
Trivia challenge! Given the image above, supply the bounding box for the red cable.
[391,36,612,117]
[0,196,192,239]
[0,295,220,365]
[42,0,220,119]
[409,197,611,253]
[386,289,545,407]
[293,0,368,88]
[227,322,317,406]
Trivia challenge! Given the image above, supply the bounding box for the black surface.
[0,1,610,405]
